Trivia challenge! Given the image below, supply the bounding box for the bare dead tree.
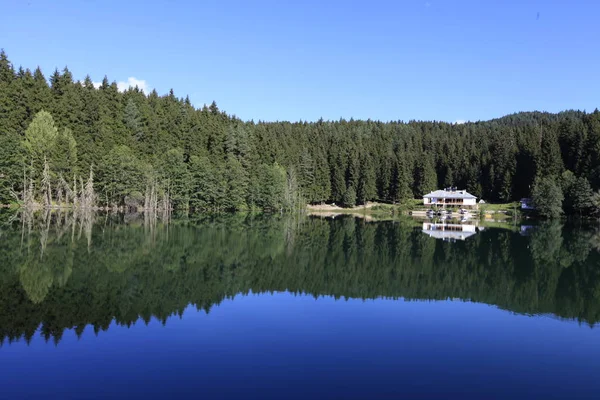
[83,166,96,209]
[41,157,52,208]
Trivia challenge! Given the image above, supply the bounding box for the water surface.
[0,212,599,399]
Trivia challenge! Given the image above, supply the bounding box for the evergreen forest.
[2,51,600,216]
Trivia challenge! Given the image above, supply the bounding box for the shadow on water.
[1,210,600,344]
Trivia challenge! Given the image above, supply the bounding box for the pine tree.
[0,50,16,136]
[540,127,563,177]
[298,150,316,202]
[31,67,51,115]
[54,127,78,178]
[223,155,248,210]
[342,185,356,207]
[0,131,23,204]
[0,50,14,84]
[284,166,301,211]
[330,153,346,204]
[314,151,331,203]
[414,156,437,197]
[189,155,218,210]
[391,156,412,203]
[357,154,376,205]
[124,98,143,141]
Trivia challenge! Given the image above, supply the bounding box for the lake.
[1,211,599,399]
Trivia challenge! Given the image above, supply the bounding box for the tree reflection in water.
[1,211,599,345]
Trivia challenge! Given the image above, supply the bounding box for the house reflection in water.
[422,222,478,241]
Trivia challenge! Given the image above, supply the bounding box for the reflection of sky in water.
[2,292,599,399]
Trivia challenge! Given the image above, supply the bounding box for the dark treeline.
[1,51,600,214]
[1,212,599,344]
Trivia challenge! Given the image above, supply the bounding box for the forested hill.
[1,50,599,212]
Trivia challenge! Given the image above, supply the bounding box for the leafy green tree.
[254,163,286,211]
[158,148,191,209]
[532,177,564,219]
[23,111,58,171]
[560,170,576,192]
[98,145,146,206]
[590,191,600,219]
[571,177,593,216]
[189,155,219,210]
[562,172,593,216]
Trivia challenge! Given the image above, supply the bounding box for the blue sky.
[2,0,599,122]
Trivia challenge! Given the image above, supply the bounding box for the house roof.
[423,189,477,199]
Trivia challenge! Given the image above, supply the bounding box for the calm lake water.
[1,212,599,399]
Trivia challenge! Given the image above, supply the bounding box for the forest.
[0,212,599,344]
[1,50,600,216]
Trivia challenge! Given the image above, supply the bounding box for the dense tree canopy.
[1,50,599,214]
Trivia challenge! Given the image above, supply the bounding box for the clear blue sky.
[2,0,599,123]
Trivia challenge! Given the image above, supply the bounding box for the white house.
[423,188,477,209]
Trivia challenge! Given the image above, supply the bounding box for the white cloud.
[455,119,467,125]
[88,77,150,92]
[117,77,150,93]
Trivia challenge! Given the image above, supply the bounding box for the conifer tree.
[540,127,563,177]
[54,127,78,178]
[391,156,412,203]
[414,156,437,197]
[0,132,23,204]
[357,154,376,205]
[124,98,143,142]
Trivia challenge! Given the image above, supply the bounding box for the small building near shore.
[423,188,477,209]
[520,198,534,210]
